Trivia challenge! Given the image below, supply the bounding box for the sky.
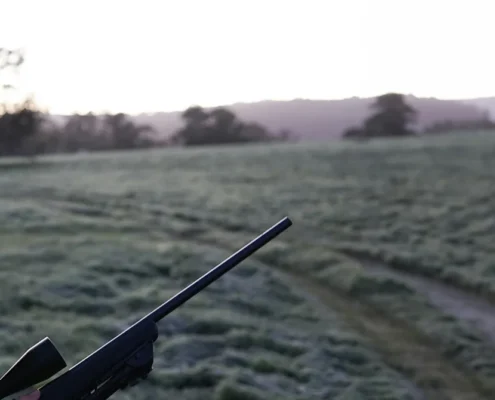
[1,0,494,114]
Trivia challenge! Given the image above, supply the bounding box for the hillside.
[129,96,491,140]
[461,97,495,119]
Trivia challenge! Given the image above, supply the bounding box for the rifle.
[0,217,292,400]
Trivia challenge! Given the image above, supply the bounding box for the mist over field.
[1,131,495,399]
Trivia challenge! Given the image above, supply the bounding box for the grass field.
[1,131,495,399]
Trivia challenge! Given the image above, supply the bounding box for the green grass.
[1,131,495,399]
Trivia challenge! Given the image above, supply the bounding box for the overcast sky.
[1,0,493,114]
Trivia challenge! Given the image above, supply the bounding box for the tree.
[102,113,155,150]
[240,122,271,142]
[364,93,417,137]
[0,100,43,156]
[208,108,244,143]
[172,106,276,146]
[342,93,417,140]
[170,106,210,146]
[424,117,495,135]
[62,113,106,152]
[0,48,24,98]
[0,48,42,157]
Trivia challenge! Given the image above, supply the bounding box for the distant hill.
[131,96,492,140]
[460,97,495,119]
[51,96,495,141]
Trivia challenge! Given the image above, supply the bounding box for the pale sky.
[1,0,493,114]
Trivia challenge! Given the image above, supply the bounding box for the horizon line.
[41,93,494,117]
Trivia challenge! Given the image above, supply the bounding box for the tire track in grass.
[273,268,489,400]
[167,234,488,400]
[338,250,495,345]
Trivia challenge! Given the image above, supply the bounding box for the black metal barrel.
[147,216,292,323]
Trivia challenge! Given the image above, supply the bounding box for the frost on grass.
[2,133,495,398]
[1,219,417,399]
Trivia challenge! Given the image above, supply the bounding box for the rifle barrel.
[146,216,292,323]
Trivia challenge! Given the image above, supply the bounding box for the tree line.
[0,48,291,158]
[3,48,493,157]
[343,93,495,140]
[169,106,291,146]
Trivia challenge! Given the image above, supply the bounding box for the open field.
[1,131,495,399]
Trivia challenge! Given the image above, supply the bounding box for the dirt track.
[340,251,495,344]
[276,268,489,400]
[189,235,490,400]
